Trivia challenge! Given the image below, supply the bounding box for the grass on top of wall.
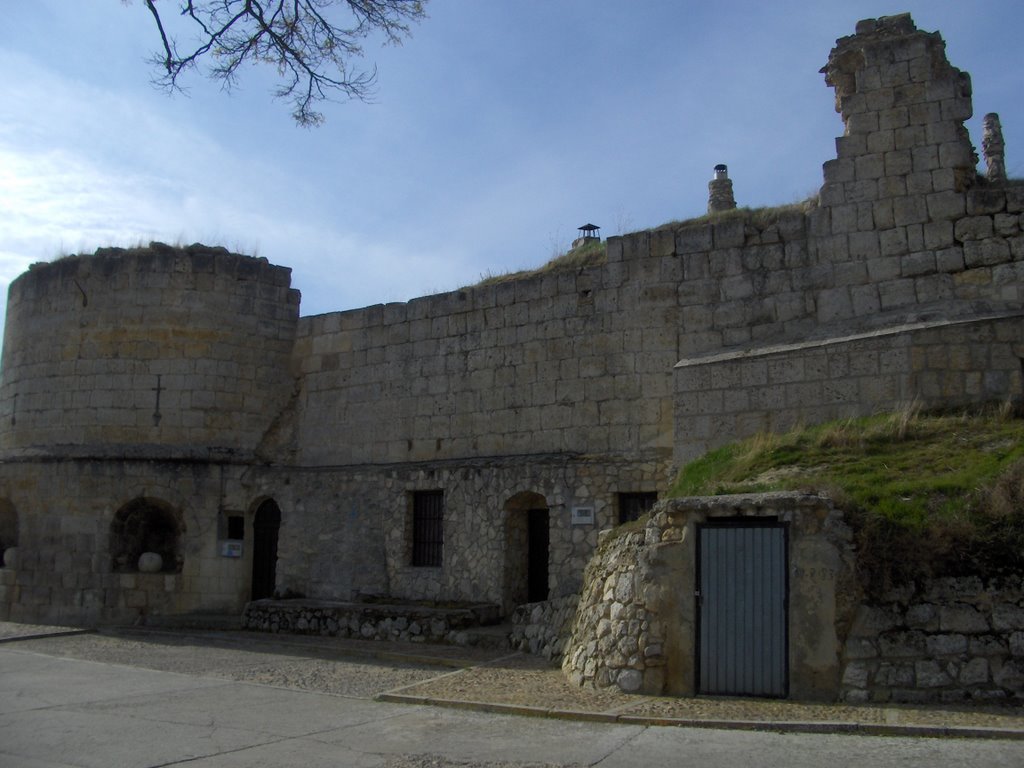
[471,238,607,287]
[670,403,1024,592]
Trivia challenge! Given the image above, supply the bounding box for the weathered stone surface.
[926,633,968,656]
[940,604,990,633]
[616,669,643,692]
[915,660,952,688]
[993,603,1024,631]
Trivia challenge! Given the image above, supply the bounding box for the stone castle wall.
[0,459,262,623]
[291,246,680,467]
[675,312,1024,463]
[0,13,1022,644]
[0,244,299,457]
[0,245,300,623]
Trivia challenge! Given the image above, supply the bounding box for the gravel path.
[7,629,448,698]
[4,622,1023,735]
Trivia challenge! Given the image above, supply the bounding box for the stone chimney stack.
[708,164,737,213]
[982,112,1007,183]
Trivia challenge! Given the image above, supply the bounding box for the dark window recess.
[227,515,245,540]
[618,492,658,525]
[412,490,444,567]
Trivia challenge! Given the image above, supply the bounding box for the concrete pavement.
[2,630,1024,767]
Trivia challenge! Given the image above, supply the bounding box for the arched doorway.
[251,499,281,600]
[504,492,550,612]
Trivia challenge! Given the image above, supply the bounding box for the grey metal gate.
[697,521,788,697]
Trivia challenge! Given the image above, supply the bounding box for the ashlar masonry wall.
[0,245,299,457]
[657,14,1024,463]
[275,237,684,608]
[675,312,1024,463]
[291,246,681,467]
[0,245,301,623]
[0,458,273,623]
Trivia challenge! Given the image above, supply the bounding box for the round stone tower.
[0,243,300,458]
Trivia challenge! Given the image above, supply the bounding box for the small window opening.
[227,515,245,540]
[618,492,658,525]
[411,490,444,567]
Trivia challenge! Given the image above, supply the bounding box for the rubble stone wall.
[242,598,498,645]
[563,494,858,700]
[271,457,661,612]
[508,594,579,660]
[565,495,1024,703]
[842,577,1024,703]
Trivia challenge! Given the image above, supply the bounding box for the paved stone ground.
[3,622,1023,737]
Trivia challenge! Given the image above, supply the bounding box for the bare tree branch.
[135,0,427,126]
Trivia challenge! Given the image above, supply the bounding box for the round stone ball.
[138,552,163,573]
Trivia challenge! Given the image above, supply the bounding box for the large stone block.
[883,149,912,177]
[963,238,1011,268]
[675,225,712,254]
[893,196,928,226]
[855,153,885,180]
[901,251,935,277]
[939,604,990,633]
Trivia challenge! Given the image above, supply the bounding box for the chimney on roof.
[707,164,737,213]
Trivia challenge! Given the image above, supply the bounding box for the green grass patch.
[670,406,1024,591]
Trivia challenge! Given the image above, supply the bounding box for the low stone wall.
[242,599,500,645]
[842,576,1024,703]
[508,594,580,661]
[562,526,667,693]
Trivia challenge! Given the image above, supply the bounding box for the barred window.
[618,492,658,525]
[412,490,444,567]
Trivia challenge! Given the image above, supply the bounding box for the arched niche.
[109,498,184,573]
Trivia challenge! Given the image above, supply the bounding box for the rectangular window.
[618,492,658,525]
[412,490,444,567]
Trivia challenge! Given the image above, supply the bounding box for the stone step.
[459,622,513,651]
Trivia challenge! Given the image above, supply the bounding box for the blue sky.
[1,1,1022,324]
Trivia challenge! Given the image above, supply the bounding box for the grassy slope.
[670,408,1024,592]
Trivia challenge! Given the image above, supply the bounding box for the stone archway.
[503,491,550,614]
